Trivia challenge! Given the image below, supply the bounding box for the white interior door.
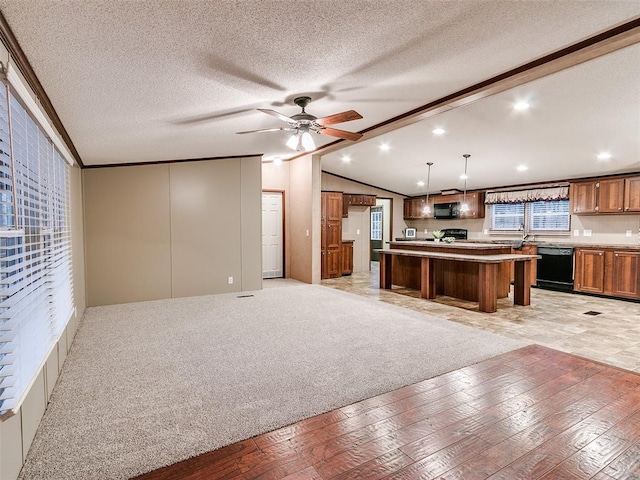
[262,192,283,278]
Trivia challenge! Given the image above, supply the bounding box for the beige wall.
[287,154,318,283]
[83,156,262,306]
[84,164,172,305]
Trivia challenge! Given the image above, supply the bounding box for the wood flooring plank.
[131,346,640,480]
[602,439,640,479]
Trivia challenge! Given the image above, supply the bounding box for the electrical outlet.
[306,229,309,236]
[626,230,633,237]
[228,276,233,285]
[424,229,428,234]
[583,229,592,237]
[483,229,488,235]
[573,229,580,236]
[356,229,360,235]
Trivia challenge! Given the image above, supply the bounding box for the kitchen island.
[381,241,538,312]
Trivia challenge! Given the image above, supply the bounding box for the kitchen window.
[486,185,570,234]
[490,199,570,233]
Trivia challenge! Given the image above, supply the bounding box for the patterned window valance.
[484,185,569,204]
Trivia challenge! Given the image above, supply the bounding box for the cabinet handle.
[599,253,603,256]
[615,254,618,257]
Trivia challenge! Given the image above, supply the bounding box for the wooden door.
[609,250,640,299]
[624,176,640,212]
[571,182,598,214]
[598,178,625,213]
[574,248,605,293]
[322,192,343,278]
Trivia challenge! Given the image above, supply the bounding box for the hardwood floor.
[133,345,640,480]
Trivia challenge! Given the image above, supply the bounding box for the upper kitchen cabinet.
[570,174,640,215]
[570,180,598,213]
[403,196,432,219]
[624,176,640,212]
[343,193,376,217]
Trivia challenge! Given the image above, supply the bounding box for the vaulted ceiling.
[0,1,638,193]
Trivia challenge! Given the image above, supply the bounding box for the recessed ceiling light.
[513,101,530,111]
[597,152,612,160]
[379,143,390,151]
[432,128,445,135]
[417,180,425,187]
[517,165,528,171]
[459,174,468,180]
[341,154,351,163]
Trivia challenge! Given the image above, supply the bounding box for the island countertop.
[389,241,511,250]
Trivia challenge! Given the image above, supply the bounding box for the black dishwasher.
[536,246,574,292]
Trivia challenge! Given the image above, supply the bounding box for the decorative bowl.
[443,237,456,243]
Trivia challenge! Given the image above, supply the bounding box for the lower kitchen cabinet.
[575,247,640,300]
[604,250,640,299]
[341,241,354,275]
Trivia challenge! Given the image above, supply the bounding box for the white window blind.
[0,82,73,414]
[371,209,382,240]
[491,203,524,231]
[529,200,570,231]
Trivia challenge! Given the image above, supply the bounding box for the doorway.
[370,198,392,263]
[261,191,284,278]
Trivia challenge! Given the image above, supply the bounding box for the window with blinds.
[490,200,570,233]
[0,83,73,414]
[491,203,524,231]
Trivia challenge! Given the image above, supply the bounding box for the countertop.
[389,241,511,250]
[378,248,540,263]
[396,238,640,251]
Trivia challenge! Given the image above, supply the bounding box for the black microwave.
[433,202,460,219]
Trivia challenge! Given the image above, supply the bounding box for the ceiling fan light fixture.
[286,133,299,151]
[301,131,315,151]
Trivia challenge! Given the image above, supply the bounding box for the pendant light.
[422,162,433,215]
[460,154,470,213]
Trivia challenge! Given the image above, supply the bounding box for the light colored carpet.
[19,285,527,479]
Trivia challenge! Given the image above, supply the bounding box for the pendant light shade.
[422,162,433,215]
[460,154,470,212]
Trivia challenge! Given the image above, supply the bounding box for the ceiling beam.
[301,16,640,159]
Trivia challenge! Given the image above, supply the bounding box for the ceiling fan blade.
[258,108,296,124]
[319,127,363,142]
[316,110,363,126]
[236,127,293,134]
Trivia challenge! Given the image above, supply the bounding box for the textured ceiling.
[0,1,638,193]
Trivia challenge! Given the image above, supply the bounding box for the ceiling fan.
[236,96,363,152]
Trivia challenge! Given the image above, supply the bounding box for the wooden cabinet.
[343,193,376,217]
[511,245,537,286]
[576,247,640,299]
[598,178,625,213]
[604,250,640,299]
[571,175,639,215]
[574,248,606,294]
[341,241,354,275]
[321,192,343,279]
[571,181,598,214]
[624,176,640,212]
[459,191,485,219]
[403,192,484,220]
[403,197,432,219]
